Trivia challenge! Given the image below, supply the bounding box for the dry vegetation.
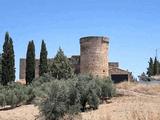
[81,95,160,120]
[116,81,160,95]
[0,82,160,120]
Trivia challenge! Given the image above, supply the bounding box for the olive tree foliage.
[0,80,41,108]
[76,75,101,111]
[96,77,116,99]
[37,74,116,120]
[0,83,29,108]
[0,74,115,120]
[36,77,80,120]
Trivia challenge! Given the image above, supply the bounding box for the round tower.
[80,36,109,77]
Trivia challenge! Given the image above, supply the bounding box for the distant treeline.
[147,57,160,77]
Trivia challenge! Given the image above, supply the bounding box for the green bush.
[88,91,99,110]
[5,90,18,108]
[100,77,116,98]
[76,75,101,111]
[0,93,6,107]
[25,85,36,104]
[65,78,81,114]
[32,74,53,87]
[39,81,66,120]
[31,74,56,105]
[76,75,116,111]
[38,79,80,120]
[0,82,28,108]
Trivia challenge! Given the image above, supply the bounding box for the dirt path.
[0,105,39,120]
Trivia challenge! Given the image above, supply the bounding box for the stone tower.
[80,36,109,77]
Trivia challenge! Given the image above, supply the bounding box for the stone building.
[80,36,109,77]
[109,62,133,83]
[19,36,133,83]
[69,56,133,83]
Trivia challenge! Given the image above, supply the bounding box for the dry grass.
[116,81,160,95]
[127,109,160,120]
[117,82,160,120]
[62,115,82,120]
[82,94,160,120]
[0,105,39,120]
[126,102,160,120]
[116,81,137,90]
[81,82,160,120]
[81,110,111,120]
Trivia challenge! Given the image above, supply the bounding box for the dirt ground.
[0,82,160,120]
[81,93,160,120]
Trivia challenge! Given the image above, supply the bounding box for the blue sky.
[0,0,160,80]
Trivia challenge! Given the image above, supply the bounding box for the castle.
[20,36,133,83]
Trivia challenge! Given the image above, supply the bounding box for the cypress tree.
[51,48,74,80]
[147,57,154,77]
[9,38,15,82]
[39,40,48,76]
[159,61,160,74]
[153,57,159,75]
[157,61,160,75]
[26,40,35,84]
[1,32,15,85]
[0,54,2,83]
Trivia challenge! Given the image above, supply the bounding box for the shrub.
[102,78,116,98]
[95,77,116,100]
[38,79,80,120]
[88,91,99,110]
[39,81,66,120]
[76,75,101,111]
[69,75,115,112]
[65,78,81,114]
[25,85,36,104]
[5,90,18,108]
[32,74,53,87]
[0,82,28,108]
[0,93,6,107]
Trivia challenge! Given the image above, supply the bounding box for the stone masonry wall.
[80,36,109,77]
[19,59,26,80]
[19,58,53,79]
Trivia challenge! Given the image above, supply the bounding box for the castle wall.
[19,58,54,80]
[35,59,40,78]
[80,36,109,77]
[19,59,26,80]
